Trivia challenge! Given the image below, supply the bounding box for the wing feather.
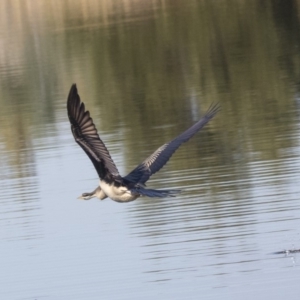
[67,84,120,181]
[124,103,220,184]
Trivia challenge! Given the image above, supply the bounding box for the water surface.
[1,1,300,299]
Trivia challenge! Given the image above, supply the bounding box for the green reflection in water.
[0,0,299,182]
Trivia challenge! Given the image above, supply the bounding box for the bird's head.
[77,187,107,200]
[78,193,94,200]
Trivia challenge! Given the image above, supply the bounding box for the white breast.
[99,180,139,203]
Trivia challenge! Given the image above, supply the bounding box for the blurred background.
[1,0,300,299]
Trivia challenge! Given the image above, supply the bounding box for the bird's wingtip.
[70,83,77,93]
[68,84,79,101]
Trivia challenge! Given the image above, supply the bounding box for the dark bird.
[67,84,219,202]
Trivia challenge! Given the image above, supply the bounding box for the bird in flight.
[67,84,219,203]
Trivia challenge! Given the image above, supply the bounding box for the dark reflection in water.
[1,0,300,299]
[0,144,41,242]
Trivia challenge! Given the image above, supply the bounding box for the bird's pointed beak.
[77,195,84,200]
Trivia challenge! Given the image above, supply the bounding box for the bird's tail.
[131,187,181,198]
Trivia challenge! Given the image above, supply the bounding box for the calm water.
[1,0,300,299]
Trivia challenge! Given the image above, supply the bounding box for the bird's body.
[67,84,219,203]
[99,180,139,202]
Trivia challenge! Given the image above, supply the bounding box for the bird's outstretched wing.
[124,104,220,184]
[67,84,121,181]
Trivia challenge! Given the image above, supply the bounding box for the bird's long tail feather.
[131,187,181,198]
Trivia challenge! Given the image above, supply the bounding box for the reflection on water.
[1,0,300,299]
[0,175,41,242]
